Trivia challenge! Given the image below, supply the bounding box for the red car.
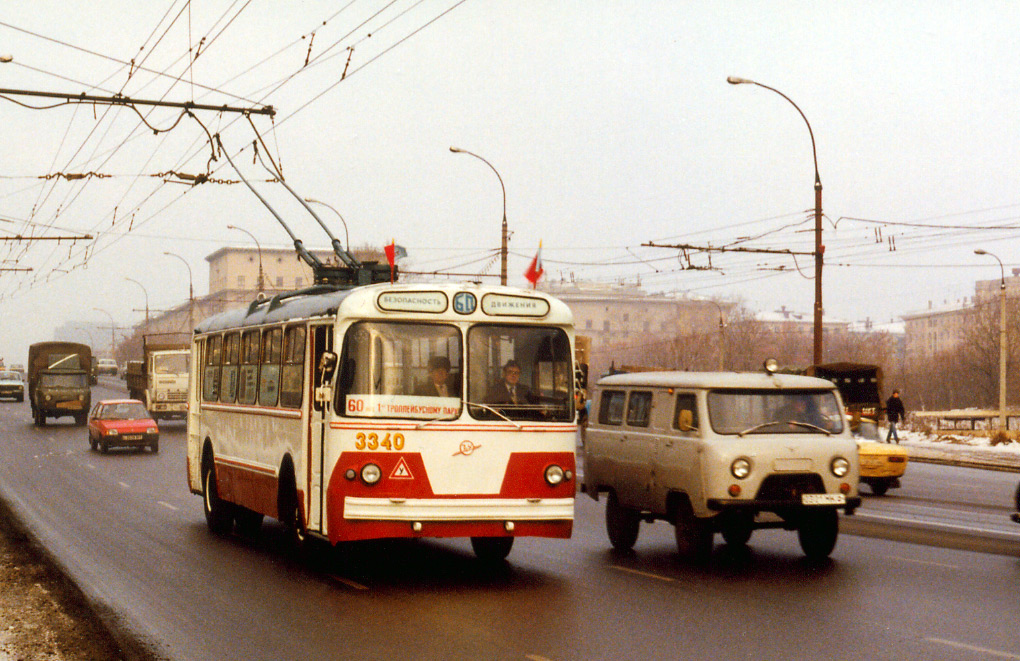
[87,399,159,454]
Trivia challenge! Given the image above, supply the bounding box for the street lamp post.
[164,251,194,331]
[708,300,726,371]
[227,224,265,292]
[728,76,824,365]
[975,249,1008,431]
[303,198,351,252]
[449,146,508,285]
[125,277,150,325]
[93,308,116,356]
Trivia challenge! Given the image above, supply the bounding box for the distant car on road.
[1012,482,1020,526]
[0,370,25,402]
[96,358,118,377]
[87,399,159,454]
[851,417,908,496]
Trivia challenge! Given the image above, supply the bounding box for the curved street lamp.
[303,198,351,252]
[227,224,265,292]
[93,307,116,356]
[164,251,195,330]
[728,76,824,364]
[450,146,508,285]
[125,277,150,325]
[975,248,1008,430]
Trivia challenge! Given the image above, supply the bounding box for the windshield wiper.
[737,420,785,437]
[786,420,832,435]
[465,401,523,429]
[414,412,461,430]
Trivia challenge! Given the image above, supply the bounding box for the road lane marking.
[889,556,958,570]
[926,637,1020,659]
[855,510,1020,540]
[118,481,130,490]
[611,565,675,582]
[157,501,178,511]
[328,574,369,591]
[526,655,553,661]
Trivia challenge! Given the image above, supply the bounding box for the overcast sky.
[2,1,1019,362]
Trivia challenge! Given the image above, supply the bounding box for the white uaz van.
[582,367,860,561]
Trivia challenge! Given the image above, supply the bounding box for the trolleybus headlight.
[830,456,850,477]
[361,463,382,485]
[731,458,752,479]
[544,465,565,486]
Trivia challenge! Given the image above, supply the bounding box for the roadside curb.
[902,445,1020,474]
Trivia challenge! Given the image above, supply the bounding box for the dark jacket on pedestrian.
[885,394,905,424]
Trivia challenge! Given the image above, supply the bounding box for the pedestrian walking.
[885,389,906,444]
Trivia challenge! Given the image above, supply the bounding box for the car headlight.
[731,458,752,479]
[147,427,158,435]
[544,465,565,485]
[361,463,382,485]
[106,429,119,436]
[831,456,850,477]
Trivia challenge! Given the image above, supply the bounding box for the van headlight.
[830,456,850,477]
[731,458,752,479]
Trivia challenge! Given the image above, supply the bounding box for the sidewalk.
[894,432,1020,473]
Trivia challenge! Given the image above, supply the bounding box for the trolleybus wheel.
[202,461,234,535]
[797,508,839,560]
[605,490,640,551]
[278,467,307,553]
[470,536,514,561]
[235,508,264,538]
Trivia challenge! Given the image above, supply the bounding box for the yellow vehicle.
[852,418,907,496]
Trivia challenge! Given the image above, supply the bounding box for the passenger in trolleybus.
[414,356,459,398]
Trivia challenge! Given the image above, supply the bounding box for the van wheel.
[721,515,754,547]
[605,491,640,551]
[798,509,839,560]
[674,503,713,563]
[202,461,234,535]
[470,536,514,561]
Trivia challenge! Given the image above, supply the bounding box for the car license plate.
[123,434,142,441]
[802,493,845,505]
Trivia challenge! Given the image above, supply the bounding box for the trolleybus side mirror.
[318,351,338,383]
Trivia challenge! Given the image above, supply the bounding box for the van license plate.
[802,494,845,505]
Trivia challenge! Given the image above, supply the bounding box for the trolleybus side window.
[259,327,282,407]
[220,332,240,403]
[280,326,305,409]
[598,390,626,425]
[467,324,573,422]
[202,335,221,402]
[626,391,652,427]
[238,330,260,405]
[337,321,462,419]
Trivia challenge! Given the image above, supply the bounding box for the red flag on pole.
[524,241,544,288]
[384,239,396,283]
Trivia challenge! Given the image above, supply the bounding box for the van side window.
[674,393,699,433]
[626,391,652,427]
[598,390,626,425]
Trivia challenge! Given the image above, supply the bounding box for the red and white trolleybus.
[186,282,578,559]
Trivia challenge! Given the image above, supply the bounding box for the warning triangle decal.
[390,457,414,480]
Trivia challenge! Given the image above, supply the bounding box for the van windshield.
[39,373,88,389]
[708,389,843,435]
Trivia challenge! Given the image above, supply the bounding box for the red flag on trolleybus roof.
[384,239,396,283]
[524,241,544,288]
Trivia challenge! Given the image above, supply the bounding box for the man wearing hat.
[416,356,459,397]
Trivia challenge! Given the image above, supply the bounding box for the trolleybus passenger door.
[309,324,334,535]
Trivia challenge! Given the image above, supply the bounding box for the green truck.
[28,341,92,426]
